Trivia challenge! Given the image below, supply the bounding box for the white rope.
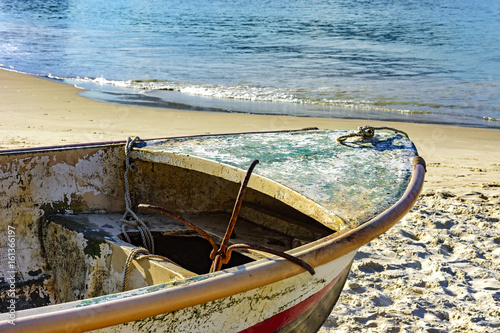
[120,136,155,253]
[337,125,409,143]
[122,247,185,292]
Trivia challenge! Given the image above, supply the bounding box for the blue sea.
[1,0,499,128]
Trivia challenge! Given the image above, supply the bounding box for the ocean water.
[1,0,499,128]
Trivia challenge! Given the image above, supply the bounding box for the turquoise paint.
[145,129,416,225]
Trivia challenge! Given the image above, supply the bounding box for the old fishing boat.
[0,127,425,332]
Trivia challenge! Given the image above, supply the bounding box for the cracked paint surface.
[0,146,125,312]
[144,129,416,226]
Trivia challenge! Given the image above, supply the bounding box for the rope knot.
[357,126,375,140]
[337,125,408,143]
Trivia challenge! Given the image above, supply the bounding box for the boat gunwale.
[0,147,425,332]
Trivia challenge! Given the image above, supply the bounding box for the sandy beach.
[2,69,499,331]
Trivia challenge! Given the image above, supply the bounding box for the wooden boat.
[0,127,425,332]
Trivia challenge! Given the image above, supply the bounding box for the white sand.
[2,69,500,332]
[321,194,500,332]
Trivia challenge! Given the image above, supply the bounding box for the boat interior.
[0,144,336,314]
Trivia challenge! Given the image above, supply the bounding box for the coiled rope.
[122,247,185,291]
[337,125,409,143]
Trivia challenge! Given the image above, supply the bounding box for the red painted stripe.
[239,267,347,333]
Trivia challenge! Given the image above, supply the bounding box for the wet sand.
[2,69,499,332]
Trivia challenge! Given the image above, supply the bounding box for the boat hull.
[248,259,353,333]
[0,129,425,332]
[86,253,355,333]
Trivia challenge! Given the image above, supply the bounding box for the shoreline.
[78,84,500,130]
[2,68,500,332]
